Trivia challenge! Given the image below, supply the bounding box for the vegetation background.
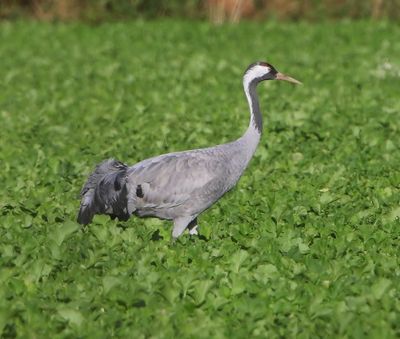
[1,1,399,338]
[1,0,400,21]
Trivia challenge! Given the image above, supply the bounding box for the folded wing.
[126,150,228,217]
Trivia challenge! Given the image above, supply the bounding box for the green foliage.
[0,20,399,338]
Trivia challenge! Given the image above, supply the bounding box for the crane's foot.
[188,225,198,235]
[187,218,198,236]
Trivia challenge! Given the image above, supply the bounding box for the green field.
[1,20,399,338]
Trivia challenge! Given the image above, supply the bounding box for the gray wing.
[126,149,230,218]
[77,159,130,224]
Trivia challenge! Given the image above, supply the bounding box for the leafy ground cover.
[0,20,399,338]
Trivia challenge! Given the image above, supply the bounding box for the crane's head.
[244,61,301,85]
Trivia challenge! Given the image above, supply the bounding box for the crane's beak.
[275,72,302,85]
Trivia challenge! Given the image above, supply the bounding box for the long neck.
[244,80,263,134]
[222,76,263,179]
[238,78,262,159]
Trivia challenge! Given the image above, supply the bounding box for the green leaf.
[230,275,246,295]
[103,276,122,294]
[230,250,249,273]
[192,280,214,305]
[50,220,79,246]
[371,278,392,300]
[58,308,84,327]
[253,264,279,284]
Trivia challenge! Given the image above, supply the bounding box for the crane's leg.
[187,218,198,235]
[172,216,195,239]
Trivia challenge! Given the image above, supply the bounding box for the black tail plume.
[77,159,129,225]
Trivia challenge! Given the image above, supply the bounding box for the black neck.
[246,80,262,134]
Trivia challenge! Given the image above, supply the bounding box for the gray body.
[125,129,259,219]
[78,62,280,238]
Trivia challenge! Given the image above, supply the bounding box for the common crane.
[77,62,300,239]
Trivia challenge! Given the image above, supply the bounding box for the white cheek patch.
[243,65,270,87]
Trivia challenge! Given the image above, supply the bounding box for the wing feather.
[126,150,227,215]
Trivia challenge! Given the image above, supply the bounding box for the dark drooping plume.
[78,159,130,224]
